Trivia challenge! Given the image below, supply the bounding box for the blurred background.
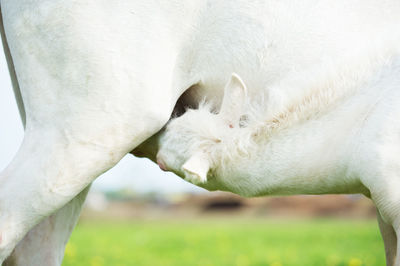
[0,39,384,265]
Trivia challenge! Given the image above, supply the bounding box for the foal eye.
[239,115,249,128]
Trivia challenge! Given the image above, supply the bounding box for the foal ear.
[182,152,210,185]
[219,73,248,127]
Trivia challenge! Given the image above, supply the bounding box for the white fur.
[157,57,400,265]
[1,0,400,264]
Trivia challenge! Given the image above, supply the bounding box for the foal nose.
[156,156,167,171]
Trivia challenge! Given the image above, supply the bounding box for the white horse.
[1,0,399,265]
[155,64,400,266]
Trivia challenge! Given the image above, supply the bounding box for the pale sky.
[0,40,204,194]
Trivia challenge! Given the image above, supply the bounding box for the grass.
[62,218,384,266]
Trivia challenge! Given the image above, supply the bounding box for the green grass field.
[62,219,385,266]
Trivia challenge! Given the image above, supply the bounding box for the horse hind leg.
[0,128,128,263]
[3,186,90,266]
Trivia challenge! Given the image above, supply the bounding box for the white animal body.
[157,65,399,195]
[0,0,400,265]
[156,61,400,265]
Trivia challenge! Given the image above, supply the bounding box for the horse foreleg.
[377,210,397,266]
